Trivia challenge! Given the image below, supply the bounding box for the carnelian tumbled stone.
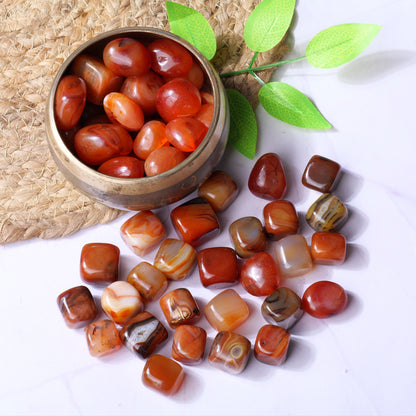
[101,281,144,325]
[254,324,290,366]
[126,262,168,301]
[120,211,166,257]
[133,120,168,160]
[119,311,168,358]
[154,238,197,281]
[57,286,98,329]
[159,288,200,328]
[274,234,313,277]
[142,354,185,396]
[166,117,208,152]
[208,331,251,375]
[302,280,348,318]
[263,200,299,239]
[98,156,144,179]
[172,325,207,365]
[144,146,186,177]
[197,247,239,288]
[80,242,120,286]
[239,251,280,297]
[204,289,249,331]
[302,155,341,193]
[170,197,220,246]
[311,232,346,265]
[248,153,287,200]
[229,216,267,258]
[85,319,122,357]
[198,170,238,212]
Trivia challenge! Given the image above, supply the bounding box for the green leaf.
[244,0,296,53]
[306,23,381,68]
[166,1,217,60]
[259,82,331,129]
[226,89,258,159]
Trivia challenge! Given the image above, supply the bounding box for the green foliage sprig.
[165,0,381,159]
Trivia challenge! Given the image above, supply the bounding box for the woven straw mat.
[0,0,288,244]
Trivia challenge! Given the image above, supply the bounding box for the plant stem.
[220,55,307,78]
[249,52,259,69]
[249,70,266,86]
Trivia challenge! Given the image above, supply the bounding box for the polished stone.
[85,319,122,357]
[261,287,304,329]
[254,324,290,366]
[311,232,347,265]
[159,288,200,328]
[101,281,144,325]
[263,200,299,239]
[208,331,251,375]
[302,155,341,193]
[306,193,348,232]
[197,247,239,288]
[80,242,120,285]
[274,235,313,277]
[229,216,267,258]
[204,289,249,331]
[57,285,98,329]
[239,252,280,297]
[120,210,166,257]
[153,238,197,280]
[170,197,219,246]
[172,325,207,365]
[119,311,168,358]
[198,170,238,212]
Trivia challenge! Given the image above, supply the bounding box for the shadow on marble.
[328,292,364,325]
[341,206,369,242]
[242,348,278,381]
[338,50,416,85]
[343,243,370,271]
[333,169,364,203]
[171,367,205,403]
[282,336,316,372]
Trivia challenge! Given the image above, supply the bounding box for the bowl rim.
[45,26,226,191]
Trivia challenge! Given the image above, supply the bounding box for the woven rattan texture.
[0,0,286,244]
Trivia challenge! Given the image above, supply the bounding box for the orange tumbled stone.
[254,324,290,366]
[142,354,185,396]
[311,232,346,265]
[85,319,122,357]
[263,200,299,239]
[172,325,207,365]
[204,289,249,331]
[120,210,166,257]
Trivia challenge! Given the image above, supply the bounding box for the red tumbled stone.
[263,200,299,239]
[85,319,122,357]
[172,325,207,365]
[254,324,290,366]
[311,232,346,265]
[302,155,341,193]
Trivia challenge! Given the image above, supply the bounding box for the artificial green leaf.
[226,89,258,159]
[306,23,381,68]
[244,0,296,52]
[166,1,217,60]
[259,82,331,129]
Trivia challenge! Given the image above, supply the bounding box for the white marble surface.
[1,0,416,414]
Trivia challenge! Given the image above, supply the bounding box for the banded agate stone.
[302,280,348,318]
[306,193,348,232]
[311,232,346,265]
[159,288,200,328]
[126,261,168,301]
[263,200,299,239]
[120,210,166,257]
[153,238,197,280]
[80,242,120,285]
[101,281,144,325]
[254,325,290,366]
[229,216,267,258]
[261,288,303,329]
[172,325,207,365]
[142,354,185,396]
[57,285,98,329]
[85,319,122,357]
[248,153,287,200]
[302,155,341,193]
[198,170,238,212]
[120,311,168,358]
[170,197,220,246]
[239,252,280,297]
[197,247,239,288]
[208,331,251,375]
[274,235,313,278]
[204,289,249,331]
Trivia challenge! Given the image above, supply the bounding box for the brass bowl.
[45,27,229,211]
